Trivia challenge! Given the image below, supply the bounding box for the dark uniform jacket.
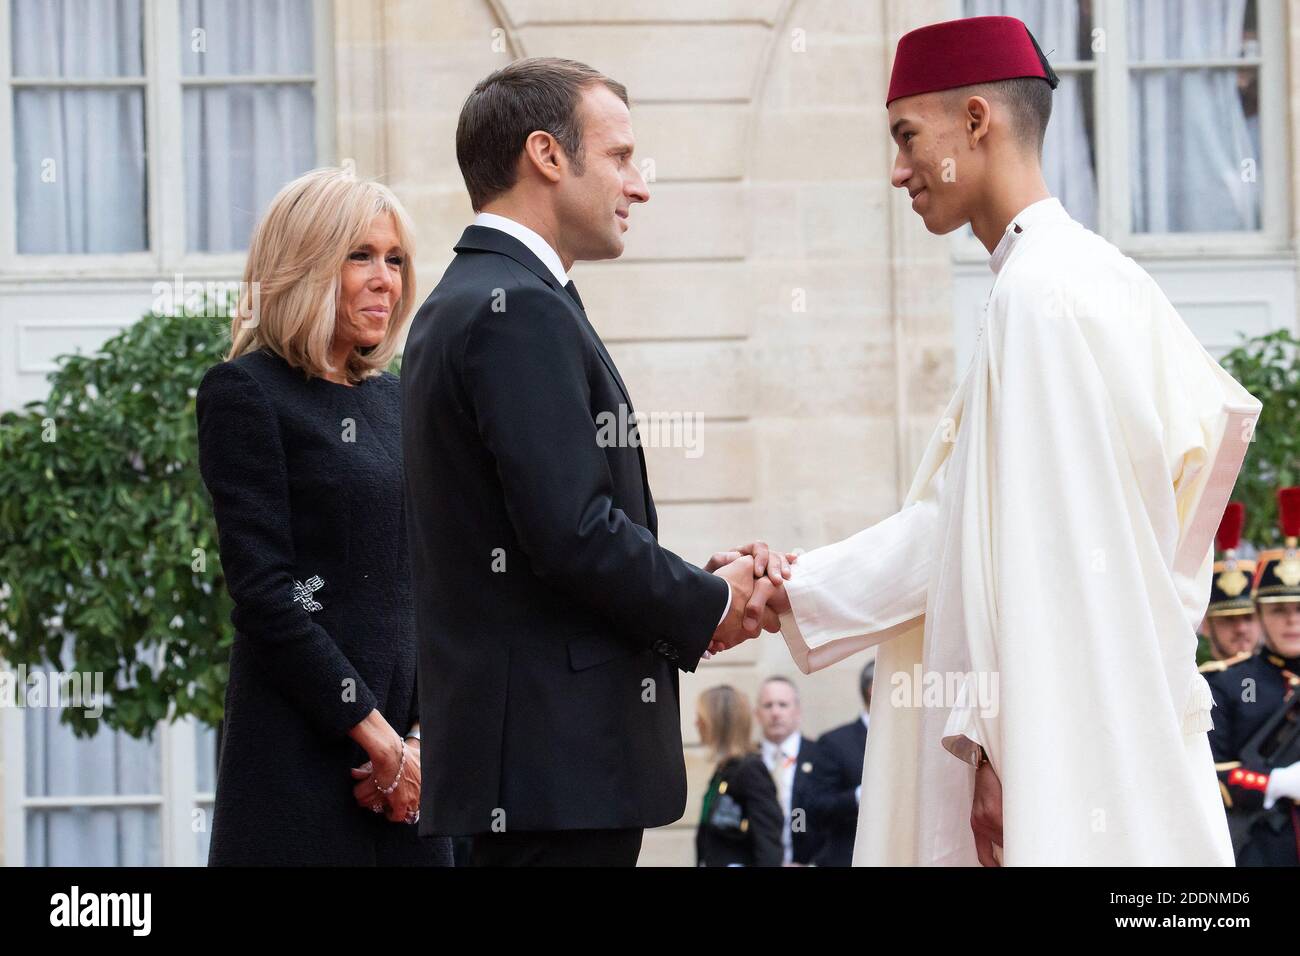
[1204,649,1300,866]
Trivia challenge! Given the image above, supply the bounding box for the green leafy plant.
[1219,328,1300,548]
[0,307,235,737]
[0,301,407,739]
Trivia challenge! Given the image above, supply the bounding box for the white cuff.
[940,674,989,765]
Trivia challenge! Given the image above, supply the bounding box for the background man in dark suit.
[812,661,874,866]
[755,676,829,865]
[401,57,788,866]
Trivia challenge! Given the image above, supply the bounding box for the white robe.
[779,198,1261,866]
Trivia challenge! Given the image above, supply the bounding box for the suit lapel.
[454,226,636,413]
[569,308,633,412]
[454,226,656,533]
[569,309,656,534]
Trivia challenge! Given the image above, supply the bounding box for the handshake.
[705,541,798,655]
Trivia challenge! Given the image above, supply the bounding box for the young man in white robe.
[724,15,1263,866]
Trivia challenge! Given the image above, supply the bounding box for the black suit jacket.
[788,736,830,865]
[401,225,729,836]
[812,718,868,867]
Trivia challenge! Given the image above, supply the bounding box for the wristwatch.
[971,745,989,770]
[405,726,421,743]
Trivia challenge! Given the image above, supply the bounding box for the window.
[0,0,330,866]
[9,0,149,255]
[1,665,218,866]
[1126,0,1262,235]
[0,0,334,273]
[958,0,1285,254]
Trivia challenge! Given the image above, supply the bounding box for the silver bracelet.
[377,741,407,796]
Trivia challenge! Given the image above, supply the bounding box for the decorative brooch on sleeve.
[292,575,326,613]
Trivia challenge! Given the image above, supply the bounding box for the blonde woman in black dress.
[695,685,783,867]
[197,168,450,865]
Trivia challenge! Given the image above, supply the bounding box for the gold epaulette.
[1199,651,1253,674]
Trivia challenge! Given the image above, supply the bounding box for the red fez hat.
[887,15,1060,106]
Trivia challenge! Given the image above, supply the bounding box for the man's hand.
[710,556,758,651]
[706,568,794,655]
[971,759,1003,867]
[704,540,795,588]
[745,576,790,635]
[704,543,800,655]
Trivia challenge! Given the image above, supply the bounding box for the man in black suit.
[401,57,787,866]
[755,676,830,865]
[812,661,874,866]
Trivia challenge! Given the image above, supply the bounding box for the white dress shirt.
[761,731,802,864]
[472,212,568,285]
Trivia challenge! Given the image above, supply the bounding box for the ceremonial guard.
[1198,503,1261,665]
[1205,489,1300,866]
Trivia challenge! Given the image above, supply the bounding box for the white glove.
[1263,760,1300,809]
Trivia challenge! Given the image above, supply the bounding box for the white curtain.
[181,0,317,252]
[22,643,162,866]
[1128,0,1258,232]
[12,0,147,253]
[966,0,1098,231]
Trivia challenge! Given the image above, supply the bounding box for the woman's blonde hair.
[697,685,755,763]
[227,167,417,383]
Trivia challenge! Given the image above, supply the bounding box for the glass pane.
[1129,0,1257,62]
[27,807,162,866]
[1130,68,1261,233]
[180,0,314,77]
[184,83,316,252]
[25,701,161,799]
[1043,71,1097,230]
[963,0,1094,62]
[196,800,215,864]
[11,0,143,78]
[195,721,218,793]
[13,87,148,253]
[195,722,218,863]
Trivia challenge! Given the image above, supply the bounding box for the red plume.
[1216,502,1244,552]
[1280,487,1300,538]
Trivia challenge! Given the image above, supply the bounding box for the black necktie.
[563,280,584,311]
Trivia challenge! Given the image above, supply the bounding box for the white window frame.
[0,0,336,280]
[950,0,1289,261]
[1,673,217,867]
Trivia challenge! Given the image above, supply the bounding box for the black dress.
[196,347,451,866]
[695,753,784,867]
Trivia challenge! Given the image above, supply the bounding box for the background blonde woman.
[196,167,451,866]
[694,685,783,867]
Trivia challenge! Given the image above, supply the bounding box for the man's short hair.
[859,661,875,708]
[760,675,799,703]
[455,57,629,211]
[951,76,1054,155]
